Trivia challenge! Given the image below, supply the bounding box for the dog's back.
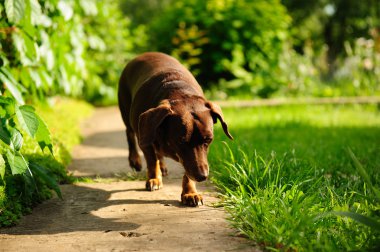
[118,52,203,131]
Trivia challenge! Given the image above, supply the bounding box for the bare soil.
[0,107,257,252]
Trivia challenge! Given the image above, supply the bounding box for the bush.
[148,0,291,98]
[0,0,141,105]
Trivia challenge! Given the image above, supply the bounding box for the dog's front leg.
[181,175,203,206]
[142,146,163,191]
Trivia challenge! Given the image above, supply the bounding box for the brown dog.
[118,52,232,206]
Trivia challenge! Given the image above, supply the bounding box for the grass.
[209,104,380,251]
[0,98,93,227]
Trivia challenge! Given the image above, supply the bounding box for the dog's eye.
[179,137,187,145]
[202,137,213,146]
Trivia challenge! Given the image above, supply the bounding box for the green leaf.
[12,32,33,66]
[0,68,25,105]
[29,0,42,26]
[79,0,98,16]
[15,105,39,137]
[6,149,28,175]
[35,114,53,155]
[22,30,38,62]
[57,1,73,21]
[0,123,11,145]
[0,90,16,117]
[5,0,25,24]
[29,69,42,88]
[0,155,5,179]
[29,162,62,199]
[10,128,23,151]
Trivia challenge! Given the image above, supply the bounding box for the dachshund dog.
[118,52,232,206]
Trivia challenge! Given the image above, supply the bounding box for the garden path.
[0,107,256,252]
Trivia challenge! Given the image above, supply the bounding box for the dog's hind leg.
[126,128,142,171]
[118,88,142,172]
[156,153,168,176]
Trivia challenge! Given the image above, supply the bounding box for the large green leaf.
[29,162,62,199]
[0,68,24,105]
[4,0,25,24]
[6,149,28,175]
[10,128,23,151]
[0,155,5,179]
[15,105,39,137]
[35,115,53,155]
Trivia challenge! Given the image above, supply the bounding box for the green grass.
[209,104,380,251]
[0,98,93,227]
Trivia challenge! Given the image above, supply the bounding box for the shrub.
[0,0,141,105]
[148,0,291,98]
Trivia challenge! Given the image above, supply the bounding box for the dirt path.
[0,107,256,252]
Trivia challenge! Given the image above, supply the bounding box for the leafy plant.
[0,0,138,105]
[0,96,60,196]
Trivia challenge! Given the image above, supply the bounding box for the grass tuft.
[210,104,380,251]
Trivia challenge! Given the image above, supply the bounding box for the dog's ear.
[138,100,173,148]
[206,101,233,140]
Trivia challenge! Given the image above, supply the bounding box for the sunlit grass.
[210,104,380,251]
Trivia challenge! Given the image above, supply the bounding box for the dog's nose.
[195,174,208,182]
[195,166,209,182]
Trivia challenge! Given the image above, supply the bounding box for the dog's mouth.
[185,169,208,182]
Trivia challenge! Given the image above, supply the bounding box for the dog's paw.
[181,193,203,207]
[146,178,163,191]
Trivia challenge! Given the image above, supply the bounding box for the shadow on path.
[0,183,183,235]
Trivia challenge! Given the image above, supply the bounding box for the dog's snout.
[194,164,209,182]
[195,173,208,182]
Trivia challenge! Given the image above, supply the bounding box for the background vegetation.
[122,0,380,99]
[1,0,379,251]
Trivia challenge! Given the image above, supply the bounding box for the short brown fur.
[118,52,232,206]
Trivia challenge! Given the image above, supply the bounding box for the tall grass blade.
[333,211,380,231]
[347,147,380,201]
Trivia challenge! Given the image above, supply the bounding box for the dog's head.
[138,97,233,182]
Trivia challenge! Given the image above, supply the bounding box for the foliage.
[0,0,135,226]
[0,96,59,226]
[282,0,380,69]
[124,0,380,99]
[148,0,291,97]
[330,37,380,96]
[120,0,172,28]
[0,0,139,105]
[209,104,380,251]
[0,98,92,227]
